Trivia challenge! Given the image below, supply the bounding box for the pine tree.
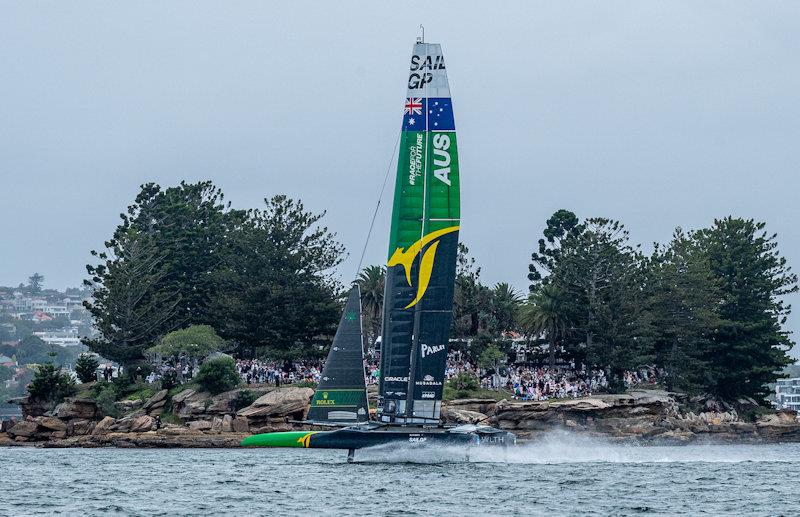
[644,230,720,393]
[694,217,797,401]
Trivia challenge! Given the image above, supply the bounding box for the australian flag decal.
[402,98,455,132]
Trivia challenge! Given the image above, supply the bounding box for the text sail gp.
[379,41,461,425]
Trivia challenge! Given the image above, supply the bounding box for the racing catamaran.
[241,37,516,460]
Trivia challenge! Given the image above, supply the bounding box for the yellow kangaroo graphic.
[387,225,459,309]
[296,432,315,448]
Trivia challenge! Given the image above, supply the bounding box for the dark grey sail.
[307,286,369,423]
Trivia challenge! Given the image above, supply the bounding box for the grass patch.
[443,386,513,401]
[168,382,200,397]
[122,386,157,402]
[292,380,317,389]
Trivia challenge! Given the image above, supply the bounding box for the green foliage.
[452,244,492,338]
[643,230,720,393]
[160,369,179,391]
[449,371,479,391]
[122,386,156,402]
[233,389,257,411]
[357,265,385,349]
[195,356,240,395]
[84,181,237,365]
[0,365,13,383]
[521,284,569,367]
[27,363,77,403]
[443,385,512,402]
[529,213,652,390]
[91,382,120,417]
[82,230,183,366]
[528,210,797,402]
[148,325,225,359]
[14,335,85,367]
[694,217,797,401]
[489,283,522,333]
[210,195,344,358]
[85,183,344,364]
[443,372,486,400]
[478,344,505,371]
[293,380,318,389]
[28,273,44,294]
[75,354,100,383]
[111,374,134,397]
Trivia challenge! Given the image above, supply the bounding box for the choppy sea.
[2,432,799,516]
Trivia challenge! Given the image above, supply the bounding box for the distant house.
[0,355,15,367]
[775,378,800,412]
[33,330,82,347]
[31,311,53,322]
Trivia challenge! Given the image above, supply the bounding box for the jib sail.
[378,42,460,424]
[307,286,369,423]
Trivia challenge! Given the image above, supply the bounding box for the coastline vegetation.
[73,181,796,406]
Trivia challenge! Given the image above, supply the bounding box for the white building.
[775,378,800,411]
[33,330,82,347]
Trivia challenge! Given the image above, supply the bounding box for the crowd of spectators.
[139,348,662,402]
[235,359,323,386]
[444,351,662,401]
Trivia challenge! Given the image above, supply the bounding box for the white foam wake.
[355,431,800,464]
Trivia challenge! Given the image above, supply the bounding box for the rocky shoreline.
[2,387,799,448]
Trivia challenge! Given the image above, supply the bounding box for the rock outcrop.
[237,387,313,428]
[92,416,116,436]
[142,390,168,416]
[5,385,799,447]
[54,398,100,420]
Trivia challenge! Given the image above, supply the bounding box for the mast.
[378,40,460,425]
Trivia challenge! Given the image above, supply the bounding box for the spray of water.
[355,430,798,464]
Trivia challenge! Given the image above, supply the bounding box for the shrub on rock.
[27,363,77,403]
[195,356,240,395]
[75,354,100,383]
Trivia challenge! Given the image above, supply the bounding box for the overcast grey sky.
[1,2,799,351]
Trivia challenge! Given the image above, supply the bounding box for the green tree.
[195,356,240,395]
[75,354,100,383]
[84,181,242,366]
[14,335,83,366]
[452,244,491,338]
[357,265,385,350]
[694,217,797,401]
[528,209,581,288]
[210,195,344,358]
[148,325,225,359]
[644,230,720,393]
[489,283,522,334]
[529,214,652,387]
[27,273,44,294]
[83,232,182,366]
[0,365,13,383]
[478,344,505,372]
[521,284,569,367]
[27,363,77,403]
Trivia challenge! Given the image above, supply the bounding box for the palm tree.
[356,265,385,349]
[490,282,523,333]
[521,284,568,367]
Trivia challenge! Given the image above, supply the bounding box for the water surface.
[2,433,798,516]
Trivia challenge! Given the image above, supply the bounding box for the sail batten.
[379,42,460,424]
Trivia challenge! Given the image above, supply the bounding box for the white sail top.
[406,43,451,99]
